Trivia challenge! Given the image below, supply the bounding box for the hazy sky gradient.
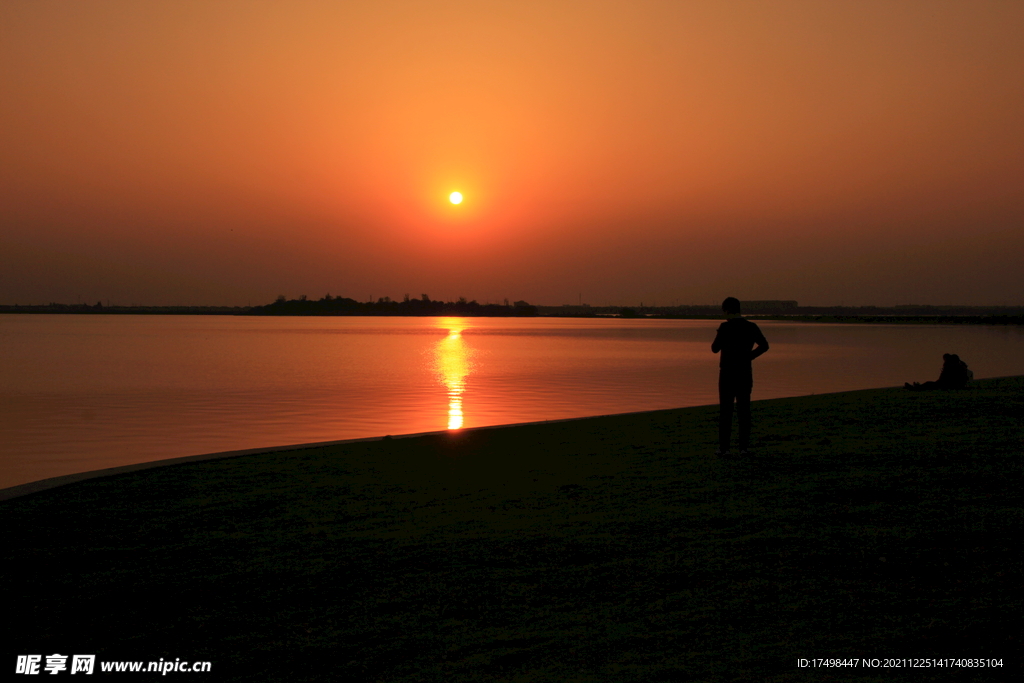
[2,1,1022,306]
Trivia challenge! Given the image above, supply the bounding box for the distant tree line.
[0,302,246,315]
[536,302,1024,321]
[4,299,1022,323]
[249,293,539,316]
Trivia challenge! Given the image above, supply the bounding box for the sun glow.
[449,191,463,205]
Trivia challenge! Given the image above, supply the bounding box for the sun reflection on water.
[434,318,472,429]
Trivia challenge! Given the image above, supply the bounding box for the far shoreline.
[2,305,1023,325]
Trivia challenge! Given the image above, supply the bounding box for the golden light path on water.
[434,318,472,430]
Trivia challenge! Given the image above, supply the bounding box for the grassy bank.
[3,378,1021,681]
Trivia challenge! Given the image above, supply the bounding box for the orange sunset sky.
[2,1,1023,307]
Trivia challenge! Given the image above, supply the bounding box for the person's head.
[722,297,741,316]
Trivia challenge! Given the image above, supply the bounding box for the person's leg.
[736,371,753,451]
[718,374,734,452]
[736,390,751,451]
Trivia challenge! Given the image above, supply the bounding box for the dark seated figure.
[905,354,973,391]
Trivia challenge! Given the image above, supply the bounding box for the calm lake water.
[2,314,1023,489]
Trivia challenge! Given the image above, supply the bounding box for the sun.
[449,191,463,205]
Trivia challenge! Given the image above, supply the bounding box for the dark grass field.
[3,378,1021,681]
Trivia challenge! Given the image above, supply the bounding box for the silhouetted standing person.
[712,297,769,455]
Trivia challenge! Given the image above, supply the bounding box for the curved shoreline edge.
[3,377,1018,503]
[0,406,691,503]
